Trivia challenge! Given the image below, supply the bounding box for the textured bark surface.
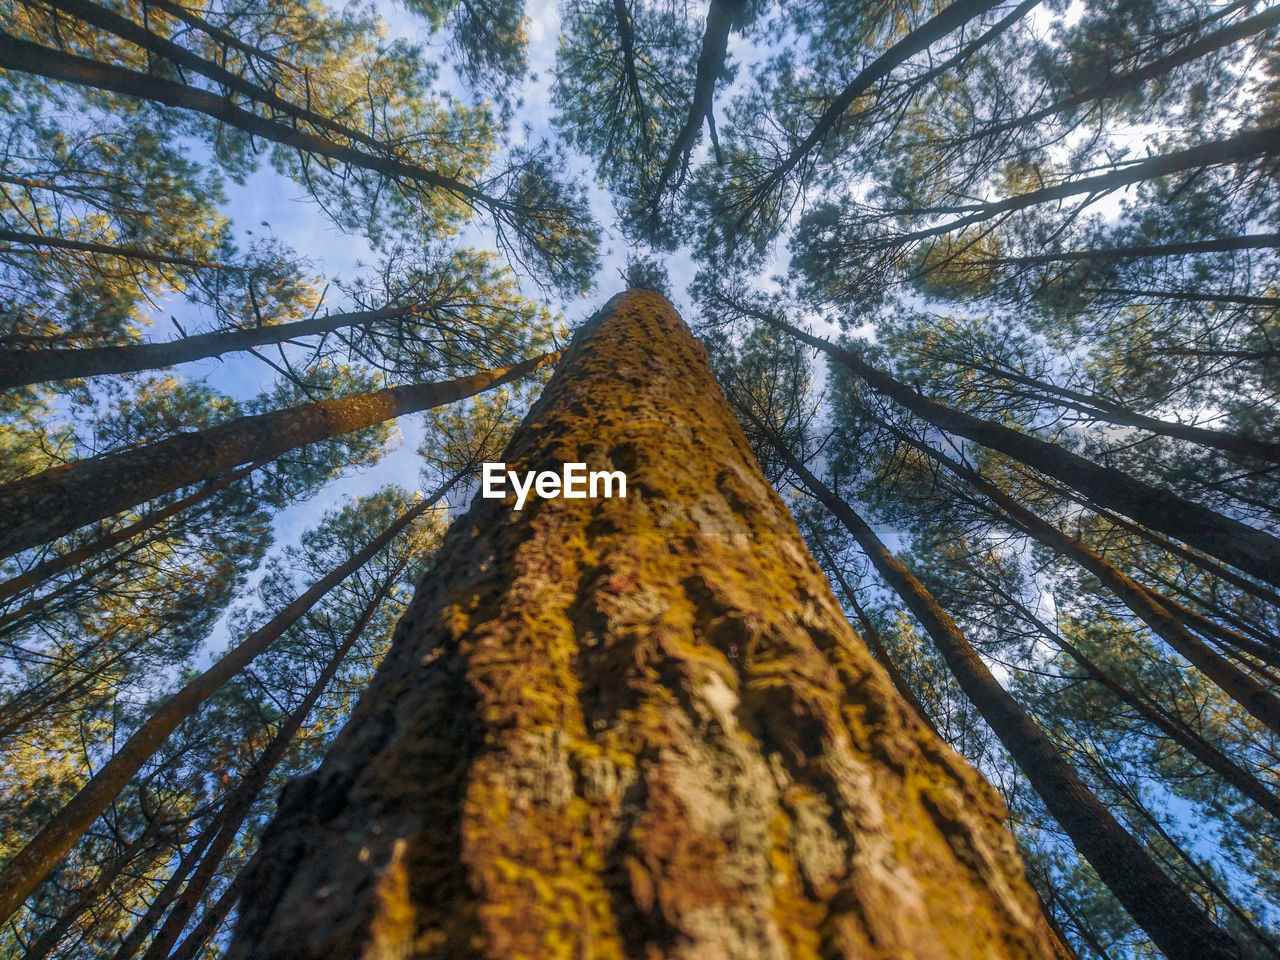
[0,353,553,560]
[229,290,1062,959]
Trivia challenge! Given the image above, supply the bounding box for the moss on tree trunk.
[229,291,1063,959]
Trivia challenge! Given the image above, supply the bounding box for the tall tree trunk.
[109,818,226,960]
[947,5,1280,148]
[754,417,1243,960]
[644,0,747,217]
[0,226,228,270]
[924,354,1280,465]
[763,310,1280,588]
[811,534,937,731]
[167,848,262,960]
[758,0,1006,194]
[0,352,553,560]
[227,291,1063,959]
[878,124,1280,250]
[915,232,1280,279]
[140,563,405,960]
[0,459,263,605]
[20,813,169,960]
[874,424,1280,735]
[0,31,501,211]
[0,306,419,389]
[0,482,451,926]
[993,586,1280,822]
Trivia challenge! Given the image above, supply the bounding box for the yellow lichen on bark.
[228,291,1063,960]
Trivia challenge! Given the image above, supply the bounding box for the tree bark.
[0,306,420,389]
[763,311,1280,588]
[0,485,449,927]
[227,290,1063,959]
[757,424,1243,960]
[811,534,937,732]
[0,459,263,605]
[0,352,554,560]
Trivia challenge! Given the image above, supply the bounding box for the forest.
[0,0,1277,956]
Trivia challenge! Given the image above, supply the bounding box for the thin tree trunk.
[878,125,1280,250]
[0,351,554,560]
[0,305,419,389]
[140,561,406,960]
[918,233,1280,277]
[757,0,1006,195]
[1076,500,1280,610]
[0,483,451,926]
[763,310,1280,588]
[945,5,1280,148]
[37,0,420,158]
[0,31,504,212]
[166,848,262,960]
[140,0,290,68]
[994,586,1280,822]
[875,423,1280,735]
[0,460,263,605]
[0,226,228,270]
[644,0,747,216]
[1088,761,1280,959]
[811,534,937,730]
[109,817,225,960]
[926,354,1280,465]
[21,813,169,960]
[754,416,1243,960]
[227,291,1064,959]
[1088,287,1280,309]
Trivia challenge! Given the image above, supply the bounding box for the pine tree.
[227,290,1067,959]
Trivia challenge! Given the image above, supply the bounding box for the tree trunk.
[0,31,498,210]
[0,460,263,605]
[759,0,1006,194]
[226,291,1063,959]
[756,419,1243,960]
[764,311,1280,588]
[140,564,405,960]
[645,0,747,217]
[927,355,1280,465]
[0,226,228,270]
[0,306,419,389]
[875,425,1280,735]
[20,813,169,960]
[949,5,1280,149]
[811,534,938,732]
[0,352,553,560]
[994,586,1280,823]
[167,848,262,960]
[879,124,1280,250]
[0,483,451,926]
